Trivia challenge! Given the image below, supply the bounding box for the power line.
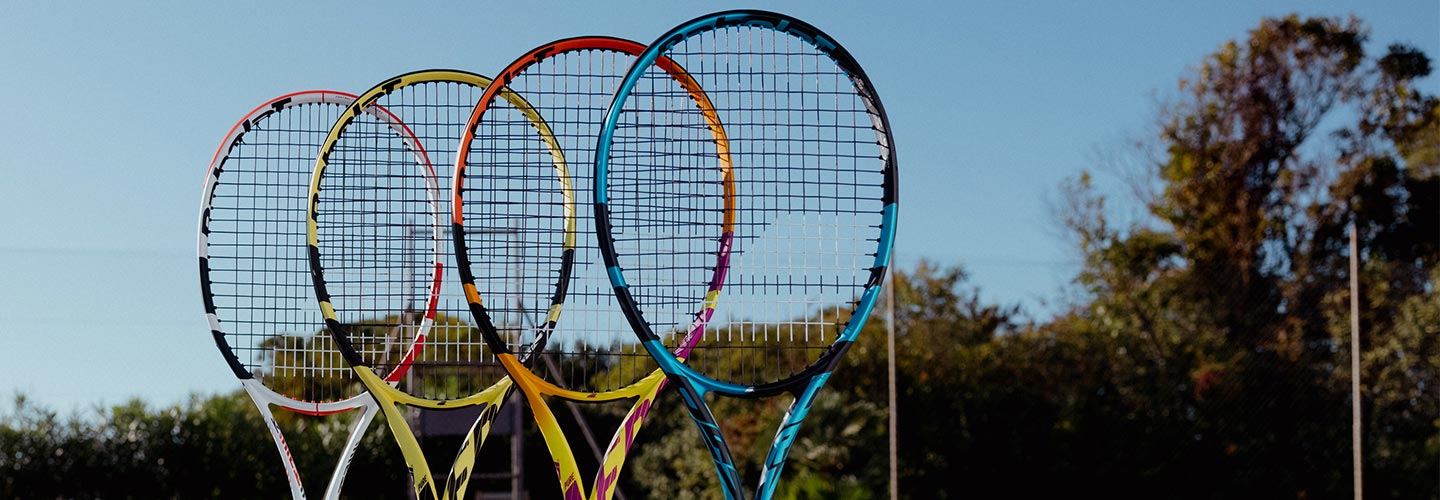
[0,245,190,260]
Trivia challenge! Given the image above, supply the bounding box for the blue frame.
[594,10,898,499]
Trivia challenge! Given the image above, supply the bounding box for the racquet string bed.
[461,48,656,393]
[607,26,887,386]
[314,81,506,401]
[208,100,360,403]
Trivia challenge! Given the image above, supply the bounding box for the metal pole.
[512,392,523,500]
[1349,223,1362,500]
[408,363,419,500]
[887,268,899,500]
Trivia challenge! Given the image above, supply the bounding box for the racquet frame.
[451,36,735,500]
[593,11,899,499]
[199,90,417,499]
[308,70,564,500]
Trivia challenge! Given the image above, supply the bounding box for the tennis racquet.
[198,90,420,499]
[452,36,733,499]
[306,70,559,500]
[594,11,899,499]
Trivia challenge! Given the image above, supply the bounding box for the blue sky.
[0,1,1435,411]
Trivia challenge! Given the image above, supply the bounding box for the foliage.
[1051,12,1438,499]
[0,391,410,498]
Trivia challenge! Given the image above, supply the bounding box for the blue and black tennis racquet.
[594,10,899,499]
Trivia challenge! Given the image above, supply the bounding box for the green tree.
[1058,13,1438,498]
[0,391,411,498]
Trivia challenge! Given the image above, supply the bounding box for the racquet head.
[200,90,413,406]
[596,10,899,395]
[454,37,694,395]
[308,70,506,402]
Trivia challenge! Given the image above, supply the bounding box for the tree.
[1059,13,1438,498]
[0,391,410,498]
